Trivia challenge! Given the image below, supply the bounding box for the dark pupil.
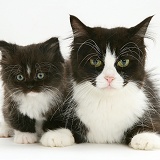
[122,60,126,64]
[19,75,23,79]
[93,59,98,65]
[39,74,43,77]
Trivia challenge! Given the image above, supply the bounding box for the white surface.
[0,138,160,160]
[0,0,160,159]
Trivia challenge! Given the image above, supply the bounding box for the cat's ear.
[40,37,64,63]
[129,16,153,38]
[0,41,15,63]
[70,15,89,37]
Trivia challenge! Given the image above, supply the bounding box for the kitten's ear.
[0,41,15,63]
[40,37,64,63]
[129,16,153,38]
[70,15,89,37]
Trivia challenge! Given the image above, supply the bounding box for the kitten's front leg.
[40,128,75,147]
[0,121,13,138]
[14,130,37,144]
[8,110,38,144]
[40,115,75,147]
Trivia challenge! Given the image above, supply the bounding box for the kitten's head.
[70,15,153,90]
[0,37,64,96]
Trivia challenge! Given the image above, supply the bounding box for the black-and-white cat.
[40,15,160,150]
[0,37,65,144]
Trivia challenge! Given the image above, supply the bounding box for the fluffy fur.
[41,15,160,150]
[0,37,65,143]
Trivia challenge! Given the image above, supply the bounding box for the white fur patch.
[40,128,75,147]
[0,122,13,138]
[130,132,160,150]
[14,91,56,120]
[27,65,31,77]
[14,130,37,144]
[74,81,148,143]
[96,49,123,89]
[73,50,149,143]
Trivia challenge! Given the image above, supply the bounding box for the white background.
[0,0,160,159]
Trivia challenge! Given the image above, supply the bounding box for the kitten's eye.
[16,74,24,81]
[37,73,45,80]
[90,58,102,67]
[117,59,129,68]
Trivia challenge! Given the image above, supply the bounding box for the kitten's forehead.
[27,65,31,77]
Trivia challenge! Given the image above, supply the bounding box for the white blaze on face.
[96,47,124,89]
[27,65,31,77]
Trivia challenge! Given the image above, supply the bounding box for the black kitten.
[0,38,65,144]
[40,15,160,150]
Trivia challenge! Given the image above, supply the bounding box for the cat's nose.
[105,76,115,84]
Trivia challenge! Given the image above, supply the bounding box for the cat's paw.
[14,130,37,144]
[130,132,160,150]
[0,123,13,138]
[40,128,75,147]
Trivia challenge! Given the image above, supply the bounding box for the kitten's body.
[41,16,160,150]
[0,38,65,143]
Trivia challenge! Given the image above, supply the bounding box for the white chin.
[27,92,39,97]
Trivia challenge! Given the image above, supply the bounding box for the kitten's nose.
[27,85,34,89]
[105,76,115,84]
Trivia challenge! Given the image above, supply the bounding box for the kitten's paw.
[0,123,13,138]
[130,132,160,150]
[40,128,75,147]
[14,130,37,144]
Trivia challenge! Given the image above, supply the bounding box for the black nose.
[27,85,34,89]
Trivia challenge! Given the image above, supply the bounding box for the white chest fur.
[74,82,148,143]
[14,92,54,120]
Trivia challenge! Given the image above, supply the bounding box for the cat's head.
[70,15,153,90]
[0,37,64,96]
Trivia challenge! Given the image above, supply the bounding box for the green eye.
[90,58,102,67]
[37,73,45,79]
[117,59,129,68]
[16,74,24,81]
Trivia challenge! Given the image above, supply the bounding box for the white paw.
[14,130,37,144]
[0,123,13,138]
[40,128,75,147]
[130,132,160,150]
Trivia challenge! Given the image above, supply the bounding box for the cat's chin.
[97,85,121,91]
[27,92,39,97]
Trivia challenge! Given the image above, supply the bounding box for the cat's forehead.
[91,27,130,53]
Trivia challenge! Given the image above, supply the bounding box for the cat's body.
[41,15,160,150]
[0,38,65,143]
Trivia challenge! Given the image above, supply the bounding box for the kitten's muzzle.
[27,84,34,89]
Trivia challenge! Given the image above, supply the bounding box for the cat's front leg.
[130,132,160,150]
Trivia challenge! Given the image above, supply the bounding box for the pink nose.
[105,76,115,83]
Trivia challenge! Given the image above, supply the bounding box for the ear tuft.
[0,41,15,62]
[70,15,88,37]
[40,37,64,63]
[129,15,154,38]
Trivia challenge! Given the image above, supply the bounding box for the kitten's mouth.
[27,92,39,97]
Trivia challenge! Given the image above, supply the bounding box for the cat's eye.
[90,58,102,67]
[117,59,129,68]
[16,74,24,81]
[37,73,45,80]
